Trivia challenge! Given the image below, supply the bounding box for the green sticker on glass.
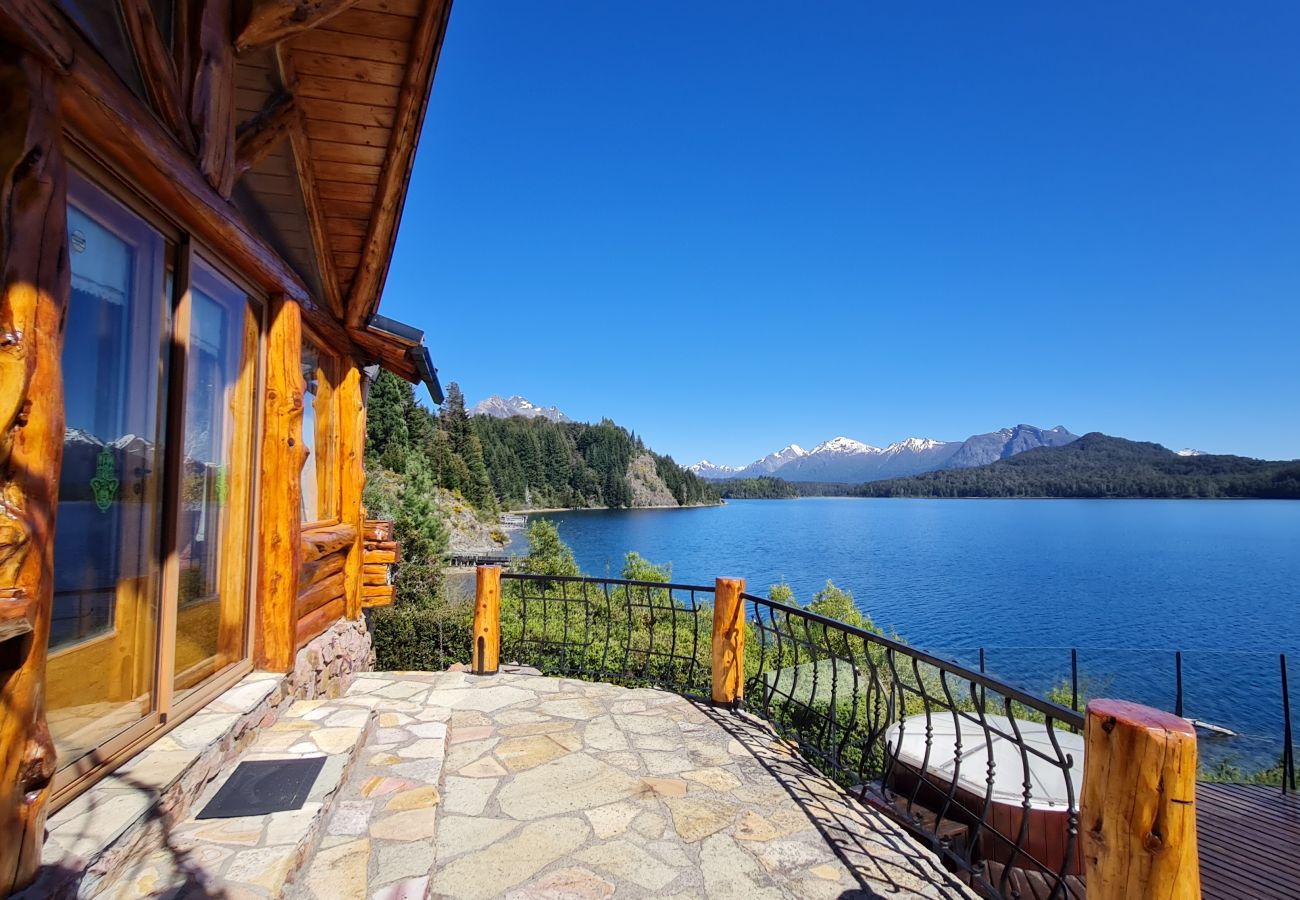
[215,465,229,504]
[90,448,119,512]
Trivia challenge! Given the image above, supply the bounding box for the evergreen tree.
[366,369,412,470]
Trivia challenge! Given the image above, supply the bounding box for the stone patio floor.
[308,669,973,900]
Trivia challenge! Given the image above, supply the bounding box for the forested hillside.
[853,434,1300,499]
[365,371,718,514]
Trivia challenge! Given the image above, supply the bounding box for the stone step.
[293,679,452,900]
[22,673,291,900]
[96,699,377,899]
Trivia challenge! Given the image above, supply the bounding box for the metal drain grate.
[196,756,327,819]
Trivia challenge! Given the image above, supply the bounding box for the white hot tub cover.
[885,713,1084,812]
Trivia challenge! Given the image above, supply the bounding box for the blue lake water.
[521,498,1300,769]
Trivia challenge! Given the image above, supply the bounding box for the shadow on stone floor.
[697,703,974,900]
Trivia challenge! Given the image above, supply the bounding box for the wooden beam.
[255,295,306,671]
[119,0,195,152]
[234,90,297,179]
[1081,699,1201,900]
[236,0,364,54]
[0,42,66,895]
[344,0,451,326]
[187,0,237,196]
[338,361,366,619]
[277,48,343,319]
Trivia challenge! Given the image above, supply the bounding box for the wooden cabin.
[0,0,451,890]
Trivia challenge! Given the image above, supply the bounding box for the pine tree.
[366,369,411,470]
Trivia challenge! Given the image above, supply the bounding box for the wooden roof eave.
[341,0,453,329]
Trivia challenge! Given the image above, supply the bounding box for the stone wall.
[290,616,375,700]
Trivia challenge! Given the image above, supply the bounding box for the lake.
[518,498,1300,770]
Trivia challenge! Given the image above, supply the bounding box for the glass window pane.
[50,172,169,769]
[173,258,257,700]
[300,342,336,523]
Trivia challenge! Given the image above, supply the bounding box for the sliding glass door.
[49,167,263,784]
[49,172,170,769]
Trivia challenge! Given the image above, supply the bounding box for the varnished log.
[301,521,357,561]
[344,0,451,325]
[366,548,398,566]
[361,569,390,587]
[338,362,366,618]
[237,0,364,53]
[365,520,394,542]
[234,91,297,181]
[471,566,500,675]
[256,295,306,671]
[1081,699,1200,900]
[300,549,346,590]
[0,43,67,895]
[296,595,344,648]
[187,0,238,196]
[119,0,195,151]
[360,583,394,607]
[297,570,346,618]
[711,578,746,706]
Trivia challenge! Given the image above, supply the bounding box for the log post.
[1081,699,1201,900]
[338,360,366,619]
[0,42,68,894]
[472,565,500,675]
[255,294,306,671]
[711,577,746,706]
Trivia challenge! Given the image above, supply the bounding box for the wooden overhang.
[0,0,453,375]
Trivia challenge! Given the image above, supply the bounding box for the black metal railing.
[500,572,713,697]
[743,591,1086,899]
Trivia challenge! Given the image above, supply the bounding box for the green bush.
[370,592,473,671]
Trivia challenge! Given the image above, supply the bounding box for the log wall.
[0,41,68,894]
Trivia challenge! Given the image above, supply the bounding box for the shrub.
[370,591,473,671]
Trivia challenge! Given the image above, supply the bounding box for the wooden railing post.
[472,565,501,675]
[1081,699,1201,900]
[712,577,746,706]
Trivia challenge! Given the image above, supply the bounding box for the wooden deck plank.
[1197,783,1300,900]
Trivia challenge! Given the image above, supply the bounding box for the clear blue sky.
[381,2,1300,466]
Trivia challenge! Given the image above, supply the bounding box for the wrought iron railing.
[500,572,713,697]
[742,591,1086,899]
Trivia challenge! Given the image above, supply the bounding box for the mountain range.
[689,424,1077,484]
[472,395,570,423]
[855,433,1300,499]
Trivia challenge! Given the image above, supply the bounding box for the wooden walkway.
[1198,783,1300,899]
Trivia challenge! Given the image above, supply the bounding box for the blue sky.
[381,2,1300,466]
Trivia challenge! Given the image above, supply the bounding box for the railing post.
[712,577,746,706]
[1081,699,1200,900]
[472,565,501,675]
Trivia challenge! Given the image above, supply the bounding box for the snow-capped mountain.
[778,436,958,483]
[693,424,1079,484]
[686,459,740,479]
[472,395,570,423]
[688,445,807,480]
[1176,448,1207,457]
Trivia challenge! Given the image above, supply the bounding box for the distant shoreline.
[507,501,724,514]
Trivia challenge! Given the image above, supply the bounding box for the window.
[172,258,260,700]
[301,339,338,523]
[49,171,170,768]
[49,166,264,777]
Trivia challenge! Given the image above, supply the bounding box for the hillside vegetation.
[853,434,1300,499]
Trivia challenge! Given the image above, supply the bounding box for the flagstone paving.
[74,669,974,898]
[318,669,971,900]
